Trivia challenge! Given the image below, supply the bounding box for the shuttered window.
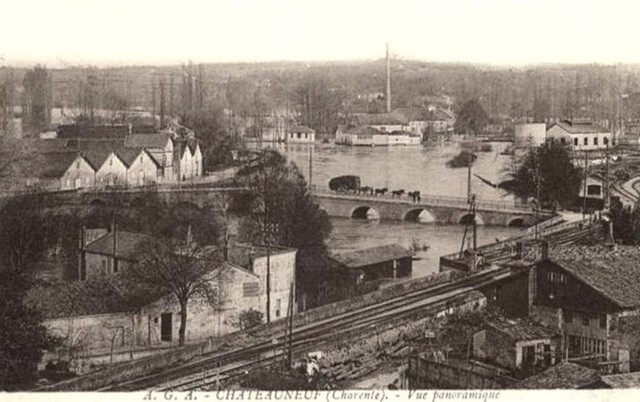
[243,282,259,297]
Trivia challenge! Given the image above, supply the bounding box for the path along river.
[252,141,525,277]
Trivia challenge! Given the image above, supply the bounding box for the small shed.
[329,244,413,284]
[473,318,560,373]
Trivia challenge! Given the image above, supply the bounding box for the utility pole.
[582,150,589,219]
[308,147,313,191]
[604,143,610,212]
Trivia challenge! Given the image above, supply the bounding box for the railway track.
[100,266,512,391]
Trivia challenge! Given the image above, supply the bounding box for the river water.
[252,141,524,277]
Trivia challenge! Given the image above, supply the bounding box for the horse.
[408,190,421,202]
[391,189,405,198]
[358,186,372,196]
[375,187,388,196]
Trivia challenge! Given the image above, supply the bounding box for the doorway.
[161,313,172,342]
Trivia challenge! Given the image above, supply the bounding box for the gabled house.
[29,237,297,372]
[532,245,640,373]
[37,152,95,190]
[116,148,160,186]
[124,133,174,181]
[546,119,611,150]
[87,149,127,188]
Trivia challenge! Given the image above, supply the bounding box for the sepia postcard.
[1,1,640,401]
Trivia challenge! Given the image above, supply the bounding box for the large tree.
[505,141,582,208]
[454,99,489,135]
[233,150,333,308]
[127,236,219,346]
[0,195,58,389]
[22,65,51,135]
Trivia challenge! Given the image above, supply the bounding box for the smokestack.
[386,43,391,113]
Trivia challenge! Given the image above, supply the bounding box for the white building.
[514,123,547,148]
[546,119,611,150]
[286,125,315,143]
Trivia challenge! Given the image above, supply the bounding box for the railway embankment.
[40,269,468,391]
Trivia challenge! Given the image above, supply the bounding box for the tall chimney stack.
[386,43,391,113]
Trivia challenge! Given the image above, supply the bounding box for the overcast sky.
[2,0,640,67]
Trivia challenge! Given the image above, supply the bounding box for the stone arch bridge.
[311,190,553,226]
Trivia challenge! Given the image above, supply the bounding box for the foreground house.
[532,245,640,373]
[28,236,297,371]
[286,125,315,143]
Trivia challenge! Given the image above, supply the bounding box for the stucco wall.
[61,157,95,190]
[95,153,127,186]
[252,250,297,321]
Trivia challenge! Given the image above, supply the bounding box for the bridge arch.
[507,217,526,227]
[459,213,484,225]
[351,206,380,220]
[403,208,435,223]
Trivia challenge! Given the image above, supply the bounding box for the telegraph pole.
[582,150,589,219]
[604,143,610,211]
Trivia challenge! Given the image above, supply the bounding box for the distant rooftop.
[516,361,600,389]
[353,113,407,126]
[330,244,412,269]
[553,119,609,134]
[484,317,558,341]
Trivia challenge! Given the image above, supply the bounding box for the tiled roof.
[516,362,600,389]
[548,245,640,309]
[84,231,151,260]
[81,149,113,171]
[353,113,407,126]
[124,133,171,149]
[289,125,315,134]
[484,318,558,341]
[330,244,412,269]
[600,371,640,388]
[25,278,165,319]
[552,120,609,135]
[37,152,83,178]
[115,148,143,167]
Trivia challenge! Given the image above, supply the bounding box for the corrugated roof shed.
[330,244,412,269]
[516,361,600,389]
[548,245,640,309]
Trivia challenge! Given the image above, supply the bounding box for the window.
[76,160,80,169]
[561,138,566,145]
[604,137,609,146]
[243,282,259,297]
[109,157,113,166]
[584,137,588,146]
[594,137,598,146]
[582,315,590,326]
[297,132,301,139]
[574,138,578,146]
[275,299,281,318]
[113,259,118,273]
[600,314,607,329]
[565,310,573,323]
[101,259,107,273]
